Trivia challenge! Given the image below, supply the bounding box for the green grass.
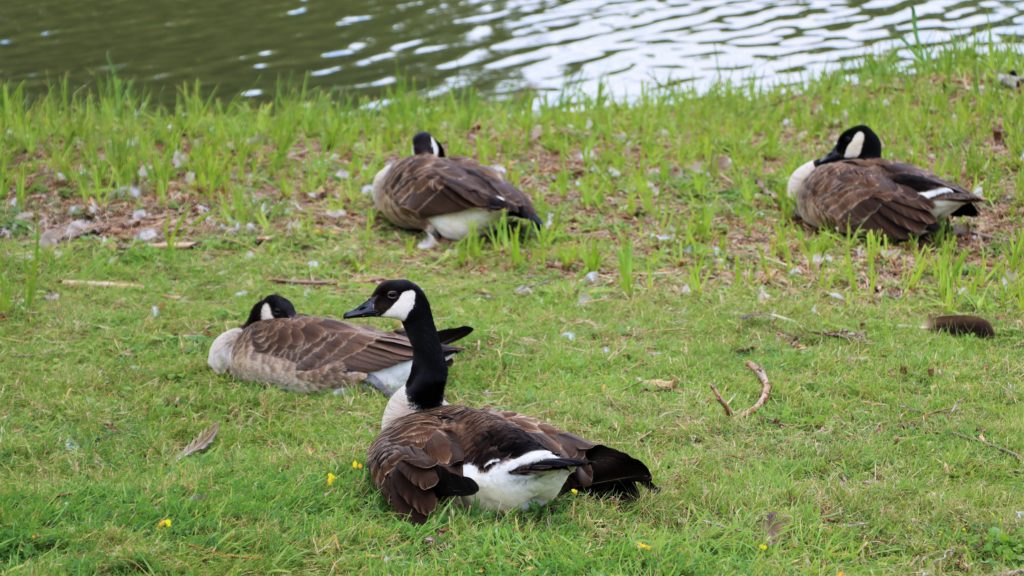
[2,43,1024,574]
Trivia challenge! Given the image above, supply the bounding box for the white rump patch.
[919,187,954,200]
[260,302,273,321]
[382,290,416,321]
[920,188,965,219]
[844,131,865,158]
[207,328,242,373]
[428,208,501,240]
[462,449,575,511]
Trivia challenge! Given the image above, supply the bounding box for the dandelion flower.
[759,543,768,551]
[636,541,652,550]
[570,488,578,495]
[157,518,172,528]
[352,460,364,470]
[327,472,337,486]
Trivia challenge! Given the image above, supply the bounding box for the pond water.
[1,0,1021,101]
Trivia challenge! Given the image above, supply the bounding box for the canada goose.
[207,294,473,395]
[371,132,543,249]
[787,125,982,241]
[343,280,655,523]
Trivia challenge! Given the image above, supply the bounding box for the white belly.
[461,450,574,511]
[207,328,242,373]
[428,209,501,240]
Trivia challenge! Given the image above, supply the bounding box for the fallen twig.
[269,278,335,286]
[150,241,198,249]
[709,361,772,417]
[949,431,1022,463]
[740,361,772,417]
[812,329,866,341]
[708,384,733,416]
[61,279,144,289]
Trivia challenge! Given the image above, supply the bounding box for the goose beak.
[343,297,379,318]
[814,148,843,167]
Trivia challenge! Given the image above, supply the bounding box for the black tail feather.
[437,325,474,345]
[579,445,656,498]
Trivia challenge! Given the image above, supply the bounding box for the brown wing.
[241,316,415,374]
[368,408,480,523]
[382,155,541,225]
[803,160,937,241]
[880,161,982,217]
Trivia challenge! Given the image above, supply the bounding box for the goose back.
[226,316,469,393]
[373,154,541,232]
[369,404,654,523]
[799,158,979,241]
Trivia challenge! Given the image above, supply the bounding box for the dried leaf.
[645,378,677,391]
[763,511,787,544]
[178,422,220,460]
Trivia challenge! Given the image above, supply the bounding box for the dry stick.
[708,384,734,416]
[949,431,1023,463]
[269,278,335,286]
[740,361,772,417]
[709,361,772,418]
[61,279,144,289]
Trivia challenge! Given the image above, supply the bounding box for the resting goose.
[343,280,655,523]
[787,125,982,241]
[207,294,473,395]
[371,132,543,249]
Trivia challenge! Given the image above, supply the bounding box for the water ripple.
[0,0,1020,101]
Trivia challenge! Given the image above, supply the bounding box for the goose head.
[815,125,882,166]
[412,131,445,157]
[243,294,297,327]
[344,279,424,322]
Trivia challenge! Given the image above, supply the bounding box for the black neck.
[401,295,447,410]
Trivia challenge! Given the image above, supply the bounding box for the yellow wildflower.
[352,460,364,470]
[759,543,768,551]
[157,518,172,529]
[636,541,652,550]
[837,572,845,576]
[327,472,336,486]
[570,488,578,495]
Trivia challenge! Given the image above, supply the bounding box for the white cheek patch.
[844,131,865,158]
[382,290,416,321]
[431,137,440,156]
[260,302,273,320]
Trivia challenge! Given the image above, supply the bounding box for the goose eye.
[386,290,398,299]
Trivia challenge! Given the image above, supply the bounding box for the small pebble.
[680,283,692,295]
[129,186,141,198]
[361,184,374,195]
[185,171,196,184]
[334,169,350,179]
[64,438,79,451]
[325,209,347,219]
[308,260,320,268]
[172,150,188,168]
[137,165,149,179]
[132,209,147,220]
[44,292,59,301]
[151,305,160,317]
[828,292,845,301]
[583,271,600,284]
[136,229,158,242]
[513,285,533,296]
[244,250,255,259]
[607,167,621,178]
[234,290,249,297]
